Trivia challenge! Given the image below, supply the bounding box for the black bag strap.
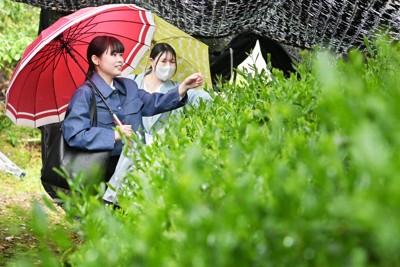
[88,84,98,127]
[87,80,121,125]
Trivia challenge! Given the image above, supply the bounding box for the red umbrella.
[5,4,155,127]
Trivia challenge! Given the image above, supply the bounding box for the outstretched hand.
[178,73,204,97]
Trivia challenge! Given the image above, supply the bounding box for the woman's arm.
[178,73,204,98]
[61,86,115,151]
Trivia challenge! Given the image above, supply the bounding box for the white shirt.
[143,82,162,144]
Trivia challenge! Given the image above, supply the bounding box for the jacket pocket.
[124,97,144,115]
[97,110,114,127]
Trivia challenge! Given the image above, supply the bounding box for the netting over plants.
[12,0,400,54]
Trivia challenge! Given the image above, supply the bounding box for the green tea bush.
[18,37,400,267]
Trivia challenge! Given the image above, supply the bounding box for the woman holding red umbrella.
[62,35,204,183]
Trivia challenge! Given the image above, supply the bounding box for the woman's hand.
[114,125,133,141]
[178,73,204,97]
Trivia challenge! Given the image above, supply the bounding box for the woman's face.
[152,51,176,69]
[151,51,177,81]
[92,46,124,83]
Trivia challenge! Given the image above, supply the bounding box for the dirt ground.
[0,143,66,265]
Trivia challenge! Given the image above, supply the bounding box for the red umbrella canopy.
[6,4,155,127]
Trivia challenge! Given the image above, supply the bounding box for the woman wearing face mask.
[130,43,212,144]
[103,43,212,205]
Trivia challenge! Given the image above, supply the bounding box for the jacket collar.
[88,72,126,98]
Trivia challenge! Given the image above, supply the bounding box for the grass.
[0,103,68,266]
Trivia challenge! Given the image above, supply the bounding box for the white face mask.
[155,65,176,81]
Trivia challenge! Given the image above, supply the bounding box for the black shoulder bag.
[41,86,112,190]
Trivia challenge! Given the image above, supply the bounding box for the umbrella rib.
[64,46,86,89]
[60,17,154,49]
[50,47,69,120]
[65,12,155,38]
[36,45,63,125]
[29,43,63,73]
[16,45,56,126]
[156,36,197,42]
[27,41,70,123]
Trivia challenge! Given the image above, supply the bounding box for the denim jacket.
[62,72,187,156]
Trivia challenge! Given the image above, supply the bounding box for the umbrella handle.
[113,114,123,126]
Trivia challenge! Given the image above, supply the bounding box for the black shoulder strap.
[86,80,120,125]
[87,84,98,127]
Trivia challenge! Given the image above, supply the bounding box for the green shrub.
[17,37,400,267]
[0,0,39,77]
[0,1,40,149]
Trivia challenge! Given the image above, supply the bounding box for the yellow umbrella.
[122,15,212,87]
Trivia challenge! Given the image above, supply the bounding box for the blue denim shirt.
[61,72,187,156]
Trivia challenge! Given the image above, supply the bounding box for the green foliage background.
[11,37,400,266]
[0,0,41,149]
[0,0,39,78]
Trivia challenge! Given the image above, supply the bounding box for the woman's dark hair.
[87,36,125,78]
[149,43,177,75]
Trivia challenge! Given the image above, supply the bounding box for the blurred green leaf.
[14,35,400,266]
